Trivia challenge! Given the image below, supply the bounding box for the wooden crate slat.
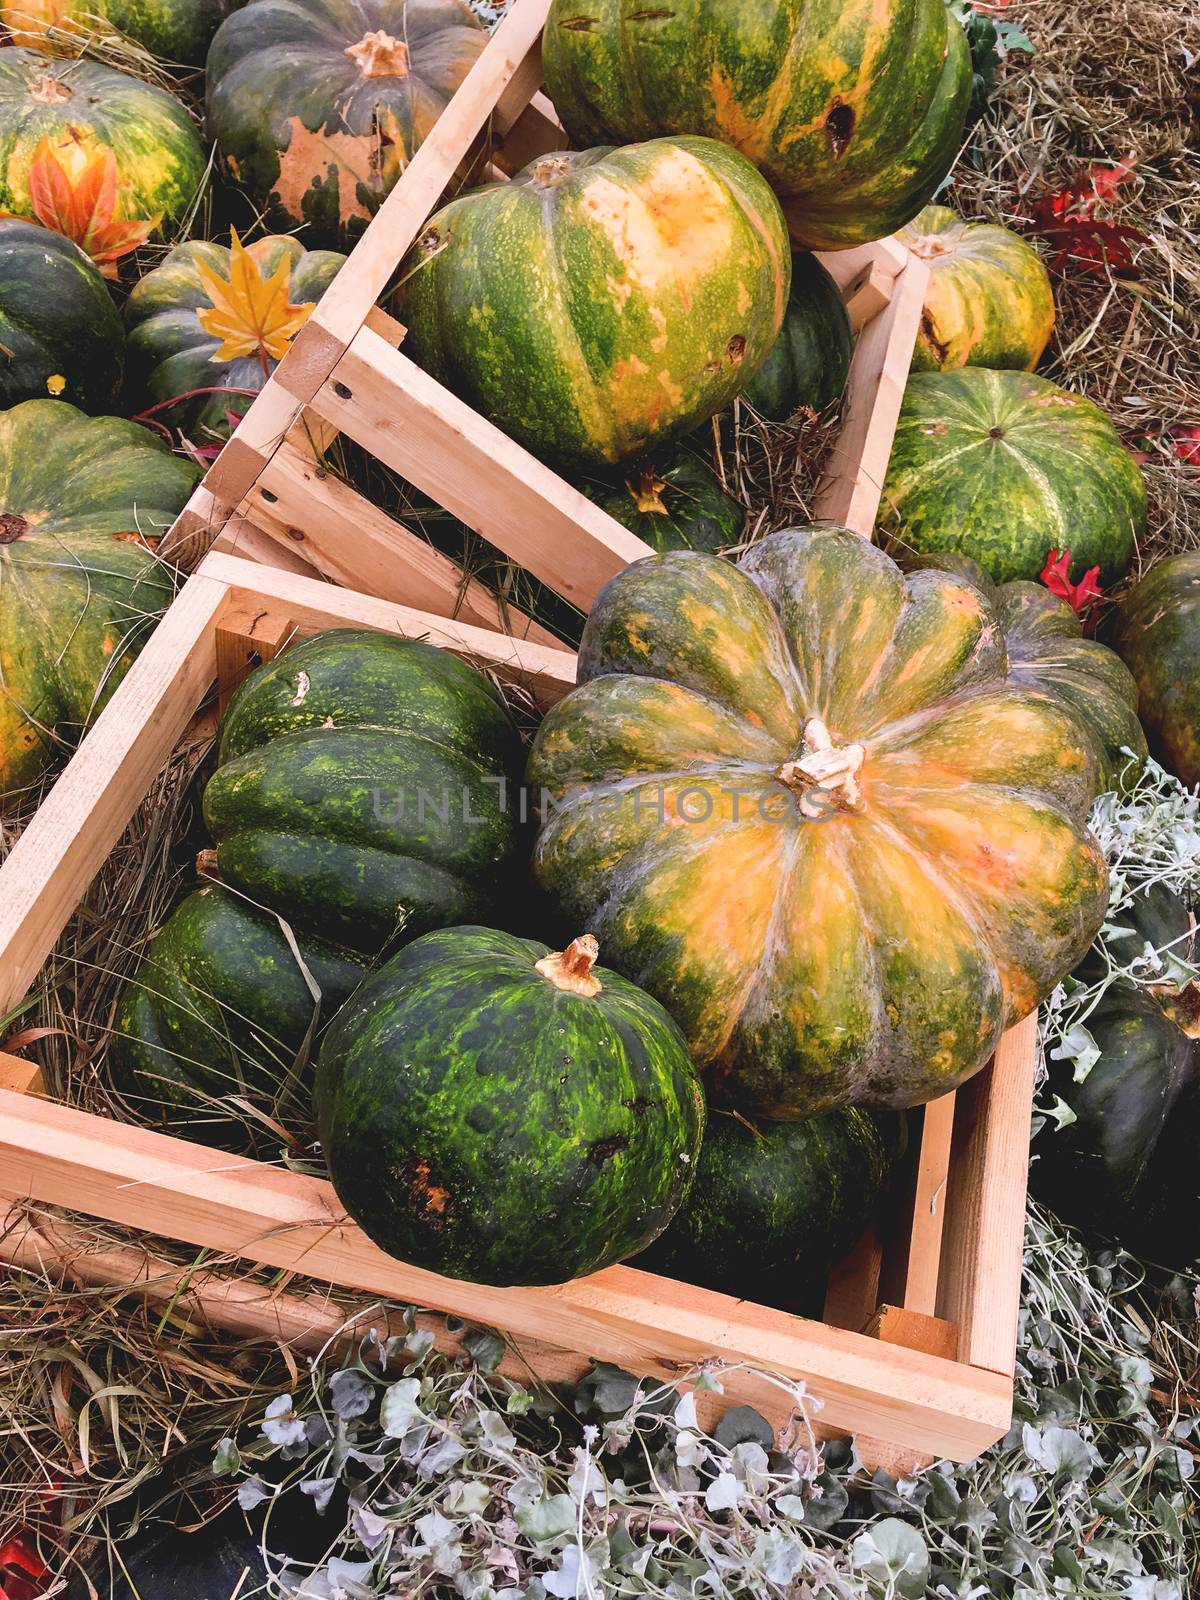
[937,1012,1039,1376]
[313,325,653,610]
[244,434,563,645]
[283,0,554,399]
[0,575,227,1016]
[812,256,928,535]
[0,1083,1011,1459]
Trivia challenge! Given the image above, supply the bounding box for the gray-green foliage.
[218,1218,1197,1598]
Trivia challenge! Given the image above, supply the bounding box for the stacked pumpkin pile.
[1,0,1196,1292]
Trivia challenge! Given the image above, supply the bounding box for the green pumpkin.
[529,528,1109,1118]
[898,205,1055,373]
[902,551,1146,793]
[579,448,745,555]
[397,138,791,469]
[880,370,1146,585]
[125,235,346,443]
[0,400,197,798]
[637,1106,903,1309]
[1114,552,1200,789]
[116,884,368,1129]
[541,0,972,251]
[1033,883,1200,1268]
[0,218,123,411]
[1,0,231,65]
[203,629,524,956]
[742,253,852,422]
[206,0,486,248]
[315,926,706,1285]
[0,50,206,232]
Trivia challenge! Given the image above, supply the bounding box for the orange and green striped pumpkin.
[398,138,791,469]
[898,206,1055,373]
[528,528,1109,1118]
[542,0,972,250]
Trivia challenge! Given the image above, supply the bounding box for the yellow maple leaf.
[195,230,316,368]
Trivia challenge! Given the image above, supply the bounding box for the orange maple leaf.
[194,230,316,370]
[19,137,159,278]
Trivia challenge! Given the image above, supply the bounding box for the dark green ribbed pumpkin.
[580,448,745,555]
[881,370,1146,585]
[203,629,523,956]
[0,50,206,232]
[902,550,1146,793]
[125,235,345,442]
[0,219,123,410]
[397,137,790,469]
[542,0,972,250]
[1033,883,1200,1268]
[742,253,852,421]
[1114,552,1200,789]
[0,400,197,798]
[206,0,486,247]
[116,883,368,1124]
[315,926,706,1285]
[637,1106,903,1309]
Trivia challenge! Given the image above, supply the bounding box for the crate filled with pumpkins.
[0,0,1193,1310]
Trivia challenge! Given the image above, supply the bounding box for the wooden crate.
[0,553,1037,1473]
[159,0,930,609]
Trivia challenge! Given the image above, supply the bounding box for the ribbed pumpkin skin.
[0,219,123,411]
[1034,884,1200,1267]
[398,138,791,469]
[580,449,745,555]
[899,205,1055,373]
[902,550,1146,792]
[1115,552,1200,789]
[637,1106,902,1307]
[881,371,1146,585]
[315,925,706,1285]
[542,0,972,250]
[0,51,205,230]
[207,0,486,247]
[125,236,345,441]
[0,400,197,798]
[1,0,230,64]
[529,528,1109,1117]
[204,629,523,956]
[742,252,852,422]
[116,884,368,1117]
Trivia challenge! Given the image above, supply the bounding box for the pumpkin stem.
[530,154,575,190]
[628,469,669,516]
[196,848,221,880]
[776,717,866,818]
[29,73,72,104]
[0,513,28,545]
[535,934,603,997]
[344,30,410,78]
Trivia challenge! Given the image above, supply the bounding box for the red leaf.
[1172,424,1200,466]
[1040,549,1104,617]
[1022,155,1146,278]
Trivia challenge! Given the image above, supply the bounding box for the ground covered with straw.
[2,0,1199,1594]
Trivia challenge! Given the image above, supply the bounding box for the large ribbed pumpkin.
[0,50,205,231]
[903,551,1146,793]
[1,0,229,64]
[206,0,486,247]
[898,206,1055,373]
[880,371,1146,585]
[528,528,1109,1118]
[203,629,524,955]
[542,0,972,250]
[398,138,790,469]
[125,236,346,443]
[0,400,197,799]
[1114,552,1200,788]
